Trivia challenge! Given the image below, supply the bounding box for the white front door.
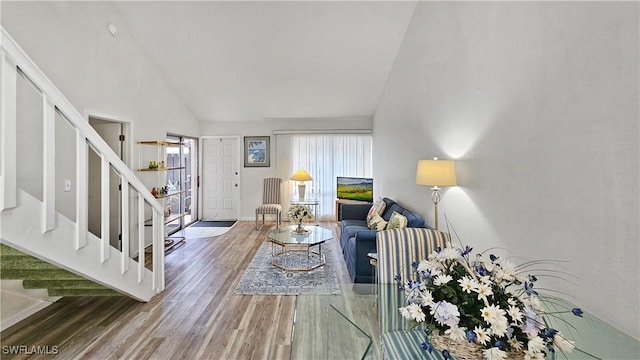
[201,137,239,220]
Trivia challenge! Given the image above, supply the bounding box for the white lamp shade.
[416,159,457,186]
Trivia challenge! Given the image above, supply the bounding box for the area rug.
[184,221,236,239]
[233,242,340,295]
[191,220,237,227]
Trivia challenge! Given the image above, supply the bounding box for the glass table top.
[267,225,332,246]
[292,284,378,360]
[292,284,640,360]
[289,197,320,204]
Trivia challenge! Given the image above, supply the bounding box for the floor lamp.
[416,158,457,231]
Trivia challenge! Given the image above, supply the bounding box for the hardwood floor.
[0,221,363,360]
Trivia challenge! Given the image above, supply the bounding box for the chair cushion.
[381,330,428,360]
[256,204,282,214]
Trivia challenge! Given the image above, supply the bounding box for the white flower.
[434,274,453,286]
[553,333,576,353]
[508,337,524,351]
[479,304,509,337]
[399,303,426,323]
[399,306,411,320]
[480,304,506,325]
[483,347,507,360]
[527,336,546,353]
[458,276,477,294]
[416,259,432,272]
[474,282,494,301]
[417,259,443,277]
[419,290,434,307]
[494,258,518,285]
[526,295,545,313]
[445,325,467,342]
[489,318,508,337]
[474,326,490,345]
[477,254,496,272]
[440,247,459,260]
[407,303,426,322]
[507,305,523,324]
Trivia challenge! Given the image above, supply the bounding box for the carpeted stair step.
[0,244,123,297]
[47,288,121,297]
[1,255,64,270]
[0,268,87,280]
[22,279,112,290]
[0,244,30,256]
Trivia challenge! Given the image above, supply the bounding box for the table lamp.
[290,170,313,200]
[416,157,457,231]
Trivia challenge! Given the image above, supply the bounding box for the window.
[277,133,372,221]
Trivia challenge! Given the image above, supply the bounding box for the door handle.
[235,184,238,187]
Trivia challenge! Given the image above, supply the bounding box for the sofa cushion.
[366,198,387,224]
[367,213,388,230]
[401,209,425,228]
[386,211,408,230]
[342,223,368,239]
[341,219,367,229]
[382,203,404,222]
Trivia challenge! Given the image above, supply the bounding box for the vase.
[295,223,304,234]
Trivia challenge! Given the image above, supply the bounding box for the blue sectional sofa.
[338,198,430,283]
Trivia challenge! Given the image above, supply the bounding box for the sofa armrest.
[340,204,371,221]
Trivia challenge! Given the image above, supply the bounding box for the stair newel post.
[0,50,17,211]
[120,175,130,274]
[42,95,56,233]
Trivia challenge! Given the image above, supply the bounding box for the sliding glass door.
[166,135,198,234]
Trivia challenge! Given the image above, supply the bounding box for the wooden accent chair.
[376,228,450,360]
[255,178,283,230]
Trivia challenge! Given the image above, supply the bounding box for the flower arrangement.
[397,243,583,360]
[287,204,312,233]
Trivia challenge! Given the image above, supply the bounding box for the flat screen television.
[336,177,373,202]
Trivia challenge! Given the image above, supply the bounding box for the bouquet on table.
[287,204,312,233]
[397,241,583,360]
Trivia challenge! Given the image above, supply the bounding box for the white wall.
[200,117,372,219]
[1,1,200,324]
[373,2,639,339]
[1,1,200,140]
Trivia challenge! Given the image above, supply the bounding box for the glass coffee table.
[267,225,332,271]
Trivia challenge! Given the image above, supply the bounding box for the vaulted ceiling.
[111,1,416,122]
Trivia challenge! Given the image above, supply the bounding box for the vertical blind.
[276,133,372,221]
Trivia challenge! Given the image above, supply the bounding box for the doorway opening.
[88,115,130,250]
[166,134,199,235]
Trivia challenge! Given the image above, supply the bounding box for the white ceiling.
[111,1,416,122]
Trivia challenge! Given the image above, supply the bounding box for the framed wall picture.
[244,136,270,167]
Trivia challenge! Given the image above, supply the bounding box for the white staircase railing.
[0,28,164,301]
